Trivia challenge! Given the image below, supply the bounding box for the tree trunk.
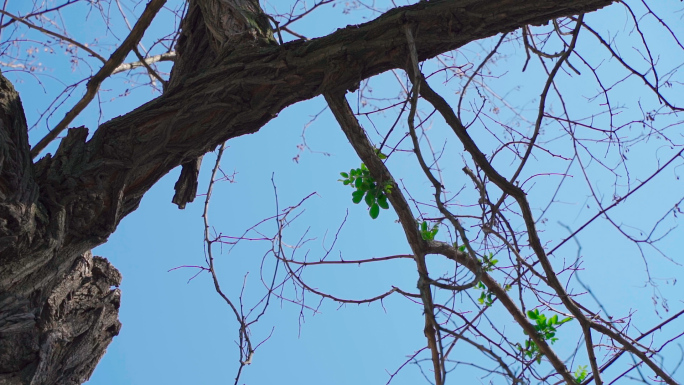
[0,0,615,383]
[0,76,122,385]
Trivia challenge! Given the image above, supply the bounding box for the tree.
[0,0,682,384]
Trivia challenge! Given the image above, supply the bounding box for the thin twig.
[30,0,167,158]
[0,9,106,63]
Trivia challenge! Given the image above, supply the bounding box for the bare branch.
[30,0,168,158]
[0,9,106,63]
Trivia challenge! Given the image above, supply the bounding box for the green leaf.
[527,309,539,320]
[343,180,351,185]
[377,194,389,209]
[355,177,363,188]
[375,148,388,159]
[352,190,364,204]
[574,365,588,383]
[550,314,559,325]
[364,189,376,207]
[340,172,349,178]
[369,203,380,219]
[419,221,435,240]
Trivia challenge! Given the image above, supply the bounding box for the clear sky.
[4,0,684,384]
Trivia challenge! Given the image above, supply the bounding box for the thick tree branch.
[323,90,576,385]
[45,0,617,235]
[0,1,625,383]
[324,90,446,384]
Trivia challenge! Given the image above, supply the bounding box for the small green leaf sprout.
[480,252,498,272]
[419,220,439,241]
[517,310,573,364]
[574,365,588,384]
[476,281,495,307]
[527,309,572,342]
[518,339,543,364]
[339,160,392,219]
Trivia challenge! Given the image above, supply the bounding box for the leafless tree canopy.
[0,0,683,384]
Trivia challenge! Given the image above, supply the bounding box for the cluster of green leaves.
[519,339,543,364]
[474,278,509,308]
[574,365,588,384]
[339,163,392,219]
[475,281,495,307]
[473,253,501,307]
[528,309,572,342]
[480,252,498,272]
[518,309,573,364]
[419,221,439,241]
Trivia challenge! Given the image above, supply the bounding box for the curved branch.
[32,0,618,239]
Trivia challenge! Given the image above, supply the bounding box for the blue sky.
[4,0,684,384]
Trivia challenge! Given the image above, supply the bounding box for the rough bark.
[0,0,616,383]
[170,0,275,209]
[0,78,121,385]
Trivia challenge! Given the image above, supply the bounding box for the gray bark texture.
[0,0,615,383]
